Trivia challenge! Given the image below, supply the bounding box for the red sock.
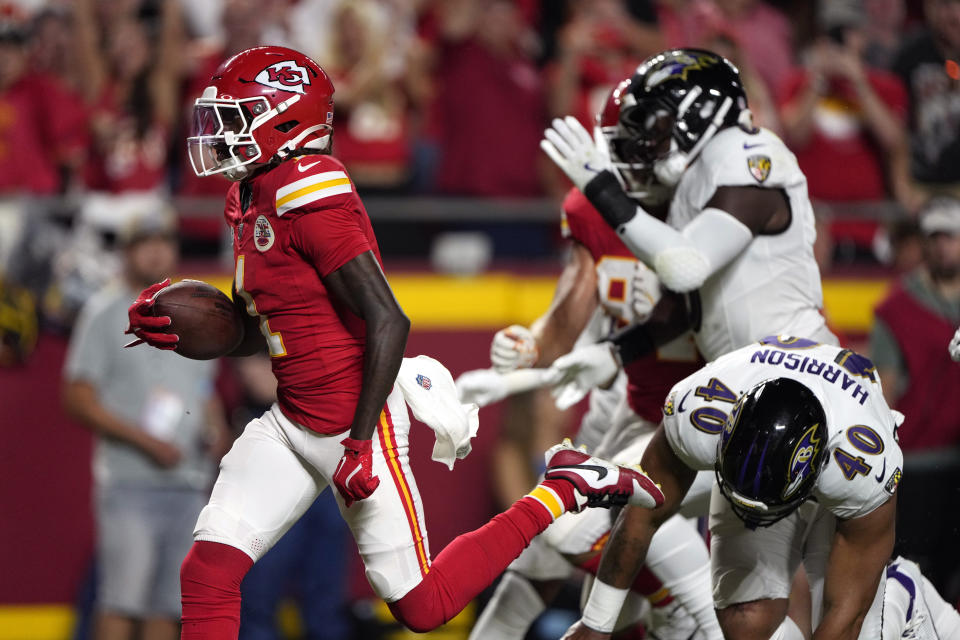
[180,541,253,640]
[387,487,566,632]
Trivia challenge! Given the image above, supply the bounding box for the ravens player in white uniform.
[541,49,836,395]
[539,50,959,639]
[562,336,905,639]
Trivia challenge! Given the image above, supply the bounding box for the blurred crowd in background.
[3,0,960,639]
[0,0,958,337]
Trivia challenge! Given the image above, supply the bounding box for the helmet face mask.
[715,378,829,529]
[608,49,749,193]
[597,80,675,206]
[186,46,335,182]
[187,98,267,181]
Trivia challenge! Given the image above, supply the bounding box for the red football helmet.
[187,46,335,181]
[596,77,671,206]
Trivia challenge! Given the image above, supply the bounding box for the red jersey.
[84,84,169,193]
[0,74,88,194]
[561,188,702,423]
[226,155,381,434]
[874,282,960,451]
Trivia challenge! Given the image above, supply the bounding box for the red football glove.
[334,437,380,507]
[123,279,178,350]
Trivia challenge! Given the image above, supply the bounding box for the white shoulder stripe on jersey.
[275,170,352,216]
[276,183,353,216]
[277,170,347,199]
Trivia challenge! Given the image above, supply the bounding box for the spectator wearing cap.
[62,211,231,640]
[778,0,921,211]
[871,197,960,604]
[893,0,960,200]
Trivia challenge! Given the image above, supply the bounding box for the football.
[151,280,244,360]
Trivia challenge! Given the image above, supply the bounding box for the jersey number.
[689,377,736,434]
[832,425,884,480]
[695,377,737,403]
[236,255,287,357]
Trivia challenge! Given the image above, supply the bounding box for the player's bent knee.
[387,576,446,633]
[716,599,789,640]
[388,596,441,633]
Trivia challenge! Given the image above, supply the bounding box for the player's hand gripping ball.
[334,437,381,507]
[126,279,244,360]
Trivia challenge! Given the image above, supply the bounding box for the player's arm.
[584,175,787,292]
[532,241,600,365]
[571,427,698,637]
[491,241,599,373]
[62,380,182,468]
[545,289,697,410]
[324,251,410,507]
[324,251,411,441]
[607,288,697,364]
[540,117,787,292]
[813,495,897,640]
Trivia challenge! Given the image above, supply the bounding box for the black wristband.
[610,324,655,366]
[583,170,637,228]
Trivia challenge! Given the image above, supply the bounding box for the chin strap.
[277,124,332,158]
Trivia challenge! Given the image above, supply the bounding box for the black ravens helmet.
[715,377,828,528]
[612,49,749,193]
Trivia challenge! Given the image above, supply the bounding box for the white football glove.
[545,343,621,411]
[456,368,551,408]
[491,325,539,372]
[456,368,510,407]
[631,262,662,323]
[950,327,960,362]
[540,116,611,191]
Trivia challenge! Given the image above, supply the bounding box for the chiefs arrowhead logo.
[254,61,312,95]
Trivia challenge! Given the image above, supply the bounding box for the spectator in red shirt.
[779,2,922,211]
[546,0,663,126]
[0,20,86,195]
[871,197,960,604]
[426,0,548,197]
[176,0,265,213]
[660,0,793,99]
[317,0,429,193]
[75,0,183,194]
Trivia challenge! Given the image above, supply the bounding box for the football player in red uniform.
[124,46,664,640]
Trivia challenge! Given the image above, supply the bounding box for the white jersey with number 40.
[668,126,835,361]
[662,336,904,521]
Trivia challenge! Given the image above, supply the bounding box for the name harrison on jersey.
[749,348,870,406]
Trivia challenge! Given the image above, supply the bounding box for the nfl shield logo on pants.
[415,374,432,390]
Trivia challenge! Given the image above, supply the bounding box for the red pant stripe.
[377,405,430,576]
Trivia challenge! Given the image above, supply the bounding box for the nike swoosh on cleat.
[551,464,608,480]
[298,159,324,172]
[874,458,886,482]
[743,142,765,149]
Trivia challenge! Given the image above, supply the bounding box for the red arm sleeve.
[289,208,373,277]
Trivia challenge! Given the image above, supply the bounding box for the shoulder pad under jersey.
[690,126,804,191]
